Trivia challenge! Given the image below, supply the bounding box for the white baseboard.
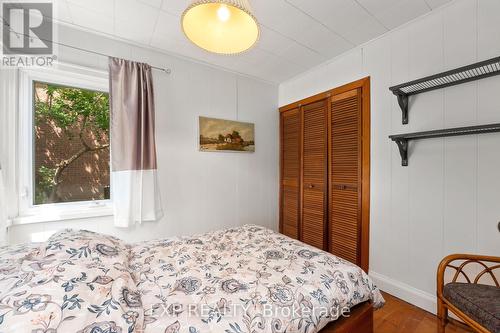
[369,271,437,314]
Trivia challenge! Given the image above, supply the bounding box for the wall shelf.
[389,56,500,124]
[389,123,500,166]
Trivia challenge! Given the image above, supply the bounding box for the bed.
[0,225,384,333]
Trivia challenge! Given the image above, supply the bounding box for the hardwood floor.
[374,292,473,333]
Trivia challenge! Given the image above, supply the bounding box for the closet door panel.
[280,108,301,239]
[329,89,362,265]
[330,186,359,264]
[301,100,327,249]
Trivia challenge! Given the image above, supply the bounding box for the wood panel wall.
[279,0,500,312]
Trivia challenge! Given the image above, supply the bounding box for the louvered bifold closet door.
[329,89,362,266]
[301,100,328,250]
[280,108,301,239]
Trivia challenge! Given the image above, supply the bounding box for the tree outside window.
[33,82,110,205]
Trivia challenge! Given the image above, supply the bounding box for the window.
[17,66,112,223]
[33,82,110,205]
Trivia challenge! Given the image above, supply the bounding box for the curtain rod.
[2,19,172,74]
[54,41,172,74]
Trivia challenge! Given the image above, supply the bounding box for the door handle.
[333,184,357,191]
[308,184,315,189]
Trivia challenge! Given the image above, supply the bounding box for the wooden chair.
[437,254,500,333]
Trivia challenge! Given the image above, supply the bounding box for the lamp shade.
[182,0,260,55]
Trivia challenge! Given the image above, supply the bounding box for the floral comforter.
[0,225,384,333]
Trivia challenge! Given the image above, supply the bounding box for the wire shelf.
[389,56,500,124]
[389,123,500,166]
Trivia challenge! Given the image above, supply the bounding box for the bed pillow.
[0,229,143,333]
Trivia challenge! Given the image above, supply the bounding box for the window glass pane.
[33,81,110,205]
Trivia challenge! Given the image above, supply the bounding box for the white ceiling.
[53,0,453,83]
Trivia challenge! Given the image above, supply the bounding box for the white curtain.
[111,170,163,227]
[0,68,17,245]
[0,169,6,246]
[108,57,164,227]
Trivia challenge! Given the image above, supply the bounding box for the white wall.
[279,0,500,314]
[6,23,279,244]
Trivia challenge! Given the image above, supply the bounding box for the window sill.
[12,204,113,225]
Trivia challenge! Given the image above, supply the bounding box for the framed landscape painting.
[199,116,255,152]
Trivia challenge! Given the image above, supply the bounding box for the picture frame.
[199,116,255,153]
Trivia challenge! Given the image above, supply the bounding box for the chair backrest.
[447,257,500,287]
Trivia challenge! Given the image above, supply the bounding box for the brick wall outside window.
[33,83,110,205]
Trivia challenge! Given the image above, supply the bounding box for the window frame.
[16,65,112,225]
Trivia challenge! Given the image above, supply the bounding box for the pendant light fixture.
[181,0,260,55]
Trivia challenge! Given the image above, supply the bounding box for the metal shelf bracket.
[394,138,408,166]
[396,93,409,125]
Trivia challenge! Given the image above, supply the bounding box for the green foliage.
[35,165,56,204]
[35,83,109,133]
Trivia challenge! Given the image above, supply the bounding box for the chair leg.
[437,298,448,333]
